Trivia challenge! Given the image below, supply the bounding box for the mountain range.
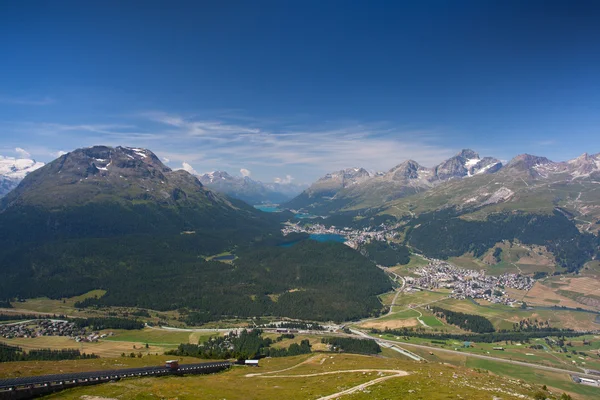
[285,149,600,235]
[284,148,599,274]
[198,170,306,205]
[0,155,45,198]
[285,149,503,212]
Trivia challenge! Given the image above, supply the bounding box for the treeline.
[321,337,381,355]
[0,300,11,308]
[362,241,410,267]
[166,329,311,360]
[266,322,325,331]
[265,340,312,358]
[0,343,98,363]
[371,327,582,343]
[0,314,67,322]
[72,317,144,330]
[431,307,495,333]
[311,211,399,230]
[406,209,599,272]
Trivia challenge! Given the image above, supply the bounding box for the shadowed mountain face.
[0,145,282,291]
[3,146,218,209]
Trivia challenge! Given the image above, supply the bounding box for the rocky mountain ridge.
[1,146,233,210]
[285,149,503,212]
[381,151,600,235]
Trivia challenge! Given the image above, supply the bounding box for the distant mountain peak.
[0,155,46,198]
[200,170,234,183]
[0,145,221,210]
[456,149,480,159]
[198,169,306,204]
[507,154,553,170]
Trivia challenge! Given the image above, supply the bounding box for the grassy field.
[420,315,443,327]
[465,358,600,399]
[5,353,563,400]
[2,290,107,316]
[373,331,600,376]
[1,335,167,358]
[103,327,222,345]
[437,297,600,331]
[388,254,429,276]
[380,340,599,399]
[0,327,225,358]
[378,291,396,306]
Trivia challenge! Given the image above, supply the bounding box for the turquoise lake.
[279,233,346,247]
[254,205,280,212]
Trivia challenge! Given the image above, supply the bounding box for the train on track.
[0,360,231,400]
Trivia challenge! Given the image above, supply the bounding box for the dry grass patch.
[524,282,596,310]
[359,318,419,330]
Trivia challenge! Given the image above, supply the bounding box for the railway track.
[0,361,231,399]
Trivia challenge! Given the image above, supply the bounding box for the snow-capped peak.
[0,156,45,180]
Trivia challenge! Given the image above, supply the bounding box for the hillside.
[284,151,600,273]
[387,153,600,272]
[0,146,389,321]
[284,167,377,211]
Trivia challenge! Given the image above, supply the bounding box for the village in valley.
[407,261,535,305]
[0,319,112,343]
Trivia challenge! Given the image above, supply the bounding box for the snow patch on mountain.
[482,187,514,205]
[0,156,46,197]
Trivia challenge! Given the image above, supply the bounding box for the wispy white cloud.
[142,112,455,174]
[180,162,199,175]
[240,168,251,177]
[52,150,68,158]
[142,111,260,137]
[274,175,294,184]
[1,112,457,182]
[0,95,55,106]
[534,139,557,146]
[15,147,31,158]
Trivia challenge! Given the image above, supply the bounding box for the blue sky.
[1,0,599,183]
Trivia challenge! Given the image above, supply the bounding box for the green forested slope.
[405,209,599,272]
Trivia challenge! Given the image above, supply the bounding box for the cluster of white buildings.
[0,319,86,339]
[407,261,534,305]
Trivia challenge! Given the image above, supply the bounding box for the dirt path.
[245,356,409,400]
[414,309,430,328]
[316,370,409,400]
[245,355,321,377]
[387,276,405,315]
